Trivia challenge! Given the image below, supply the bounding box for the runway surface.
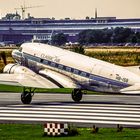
[0,92,140,127]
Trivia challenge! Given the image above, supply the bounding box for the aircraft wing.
[0,73,59,89]
[0,68,80,89]
[39,69,80,89]
[120,83,140,94]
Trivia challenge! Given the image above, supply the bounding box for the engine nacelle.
[3,63,36,76]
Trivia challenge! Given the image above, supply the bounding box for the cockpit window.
[18,47,22,52]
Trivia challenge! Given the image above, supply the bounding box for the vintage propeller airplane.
[0,42,140,104]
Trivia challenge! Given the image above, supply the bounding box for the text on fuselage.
[116,74,129,83]
[41,53,60,63]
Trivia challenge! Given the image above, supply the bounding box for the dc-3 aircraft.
[0,42,140,104]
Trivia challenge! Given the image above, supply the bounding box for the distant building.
[0,16,140,44]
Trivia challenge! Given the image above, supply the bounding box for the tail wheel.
[21,91,32,104]
[71,89,83,102]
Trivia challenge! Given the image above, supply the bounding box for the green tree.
[51,33,67,46]
[78,27,136,45]
[102,29,113,43]
[78,30,89,45]
[72,46,85,55]
[131,35,137,43]
[4,13,21,20]
[78,29,113,44]
[113,27,134,43]
[136,32,140,43]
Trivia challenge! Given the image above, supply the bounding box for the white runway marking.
[0,103,140,126]
[2,105,140,114]
[1,93,140,126]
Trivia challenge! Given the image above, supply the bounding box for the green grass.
[0,84,73,93]
[0,84,101,95]
[0,124,140,140]
[0,85,23,92]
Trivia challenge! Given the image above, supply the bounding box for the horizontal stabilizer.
[120,83,140,94]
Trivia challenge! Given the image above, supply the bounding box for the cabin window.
[89,75,94,80]
[80,72,87,77]
[58,64,63,70]
[66,67,71,72]
[50,62,56,67]
[40,59,43,63]
[44,60,48,65]
[73,69,79,75]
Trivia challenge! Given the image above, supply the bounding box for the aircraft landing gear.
[71,89,83,102]
[21,88,35,104]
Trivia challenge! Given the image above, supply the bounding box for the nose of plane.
[12,49,22,62]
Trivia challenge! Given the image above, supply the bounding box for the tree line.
[51,27,140,46]
[78,27,140,45]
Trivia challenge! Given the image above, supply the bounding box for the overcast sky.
[0,0,140,19]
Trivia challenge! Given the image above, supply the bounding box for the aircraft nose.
[12,49,22,62]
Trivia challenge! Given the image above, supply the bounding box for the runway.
[0,92,140,127]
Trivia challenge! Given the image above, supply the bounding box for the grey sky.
[0,0,139,19]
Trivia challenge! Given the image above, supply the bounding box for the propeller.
[0,51,7,66]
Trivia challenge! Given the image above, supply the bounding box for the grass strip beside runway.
[0,124,140,140]
[0,84,99,94]
[0,84,72,93]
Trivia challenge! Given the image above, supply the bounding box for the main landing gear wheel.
[21,88,35,104]
[71,89,83,102]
